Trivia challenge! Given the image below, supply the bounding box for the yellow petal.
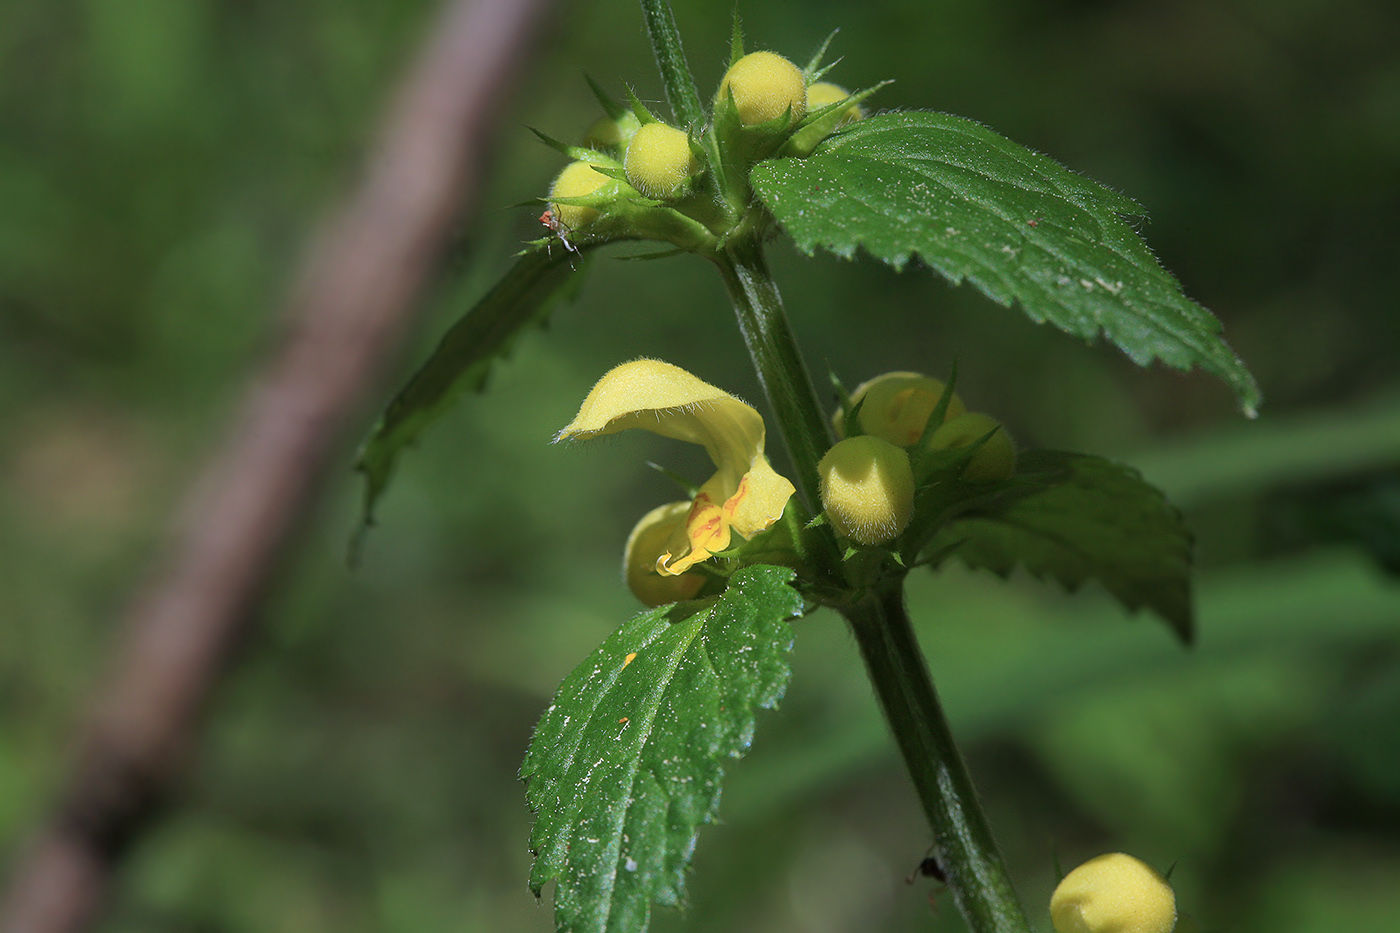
[559,359,796,572]
[624,502,707,606]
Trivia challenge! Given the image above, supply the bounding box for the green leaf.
[522,565,803,933]
[751,111,1261,416]
[922,451,1194,642]
[354,245,592,538]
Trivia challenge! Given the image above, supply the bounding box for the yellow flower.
[556,360,796,575]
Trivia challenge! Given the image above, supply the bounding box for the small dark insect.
[918,856,946,883]
[905,851,946,885]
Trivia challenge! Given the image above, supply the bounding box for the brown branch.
[0,0,551,929]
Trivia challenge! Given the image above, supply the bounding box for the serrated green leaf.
[353,245,593,539]
[522,565,803,933]
[923,451,1194,642]
[751,111,1261,415]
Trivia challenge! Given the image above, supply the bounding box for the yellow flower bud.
[819,436,915,546]
[837,372,967,447]
[805,82,864,125]
[623,502,707,607]
[788,82,867,156]
[926,412,1016,482]
[623,122,697,200]
[717,51,807,126]
[1050,853,1176,933]
[583,110,642,151]
[548,160,610,234]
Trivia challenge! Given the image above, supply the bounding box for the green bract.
[788,81,863,155]
[927,412,1017,482]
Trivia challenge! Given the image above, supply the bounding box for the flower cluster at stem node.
[534,38,874,253]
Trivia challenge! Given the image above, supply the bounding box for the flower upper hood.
[556,359,796,574]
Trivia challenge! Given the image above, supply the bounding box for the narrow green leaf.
[522,565,804,933]
[751,111,1261,415]
[639,0,704,128]
[922,451,1194,642]
[354,246,593,536]
[586,74,629,122]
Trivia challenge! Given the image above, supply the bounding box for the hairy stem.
[844,582,1032,933]
[712,239,833,514]
[638,0,704,128]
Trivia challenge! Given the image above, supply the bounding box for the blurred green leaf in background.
[3,0,1399,931]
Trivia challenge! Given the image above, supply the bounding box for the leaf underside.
[751,111,1260,416]
[522,565,803,933]
[925,450,1194,642]
[354,245,592,536]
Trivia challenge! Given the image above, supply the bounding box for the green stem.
[712,239,833,514]
[844,583,1032,933]
[639,0,704,128]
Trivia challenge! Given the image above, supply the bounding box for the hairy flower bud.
[1050,853,1176,933]
[789,82,867,156]
[926,412,1016,482]
[819,436,915,546]
[805,82,865,123]
[717,51,807,126]
[624,122,697,200]
[837,372,967,446]
[582,110,642,152]
[548,160,611,234]
[623,502,707,606]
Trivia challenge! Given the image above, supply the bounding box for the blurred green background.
[3,0,1399,930]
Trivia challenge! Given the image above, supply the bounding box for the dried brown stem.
[0,0,550,929]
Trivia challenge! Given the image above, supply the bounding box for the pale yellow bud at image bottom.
[818,436,914,546]
[1050,853,1176,933]
[624,122,696,200]
[624,502,706,607]
[718,51,807,126]
[926,411,1016,482]
[548,160,610,234]
[839,371,966,446]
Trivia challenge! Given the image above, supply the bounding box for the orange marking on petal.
[686,495,727,550]
[722,474,752,518]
